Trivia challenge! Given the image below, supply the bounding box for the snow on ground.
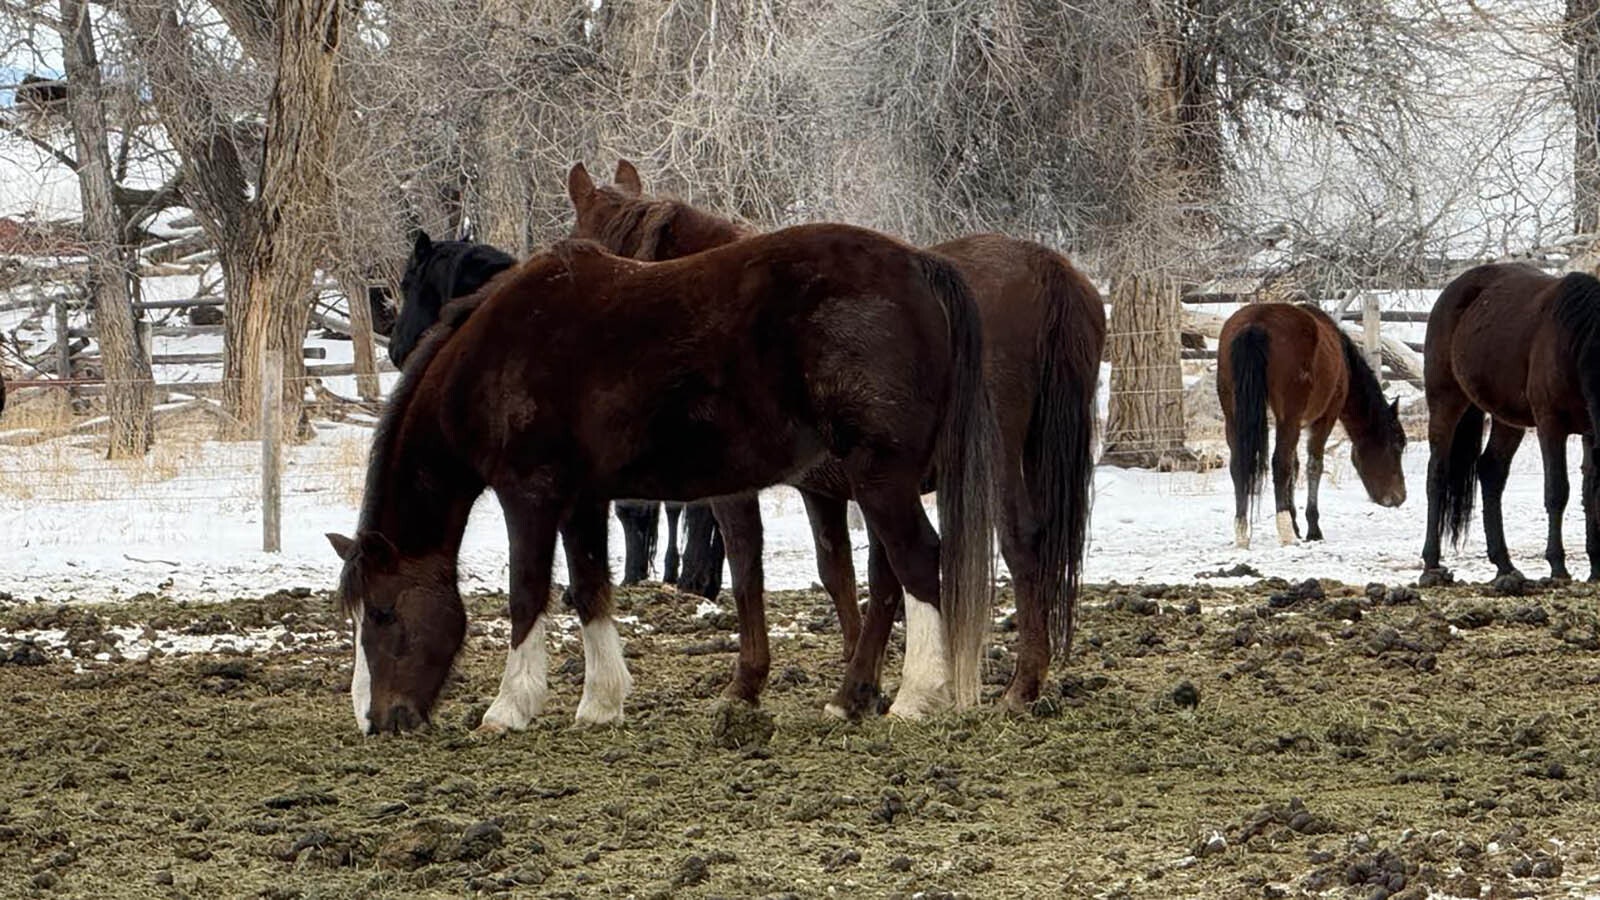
[0,419,1588,605]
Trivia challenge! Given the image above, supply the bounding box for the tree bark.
[1569,0,1600,236]
[1102,270,1188,467]
[60,0,154,457]
[336,271,380,401]
[225,0,347,437]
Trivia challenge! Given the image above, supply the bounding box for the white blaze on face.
[887,597,954,719]
[575,616,633,725]
[351,605,374,734]
[479,615,550,733]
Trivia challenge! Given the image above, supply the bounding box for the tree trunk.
[472,0,534,255]
[224,0,346,437]
[1100,2,1217,469]
[61,0,153,457]
[1102,270,1188,467]
[1570,0,1600,236]
[336,271,380,401]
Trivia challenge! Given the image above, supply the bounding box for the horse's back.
[1429,263,1555,423]
[1219,303,1344,424]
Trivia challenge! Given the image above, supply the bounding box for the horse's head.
[391,231,515,367]
[390,230,443,367]
[327,531,466,734]
[1351,397,1407,508]
[567,160,647,248]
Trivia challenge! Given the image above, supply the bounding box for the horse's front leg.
[480,495,562,734]
[563,496,634,725]
[1303,418,1335,541]
[800,490,862,658]
[663,502,683,583]
[709,493,769,705]
[1272,421,1303,545]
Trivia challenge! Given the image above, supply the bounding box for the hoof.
[825,681,888,721]
[1305,528,1324,542]
[1492,570,1529,597]
[1234,519,1250,550]
[710,699,774,751]
[1417,567,1453,588]
[1550,566,1572,584]
[1275,511,1297,546]
[474,719,512,737]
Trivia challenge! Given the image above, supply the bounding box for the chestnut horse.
[1421,263,1600,584]
[569,160,1104,713]
[388,231,724,598]
[328,224,996,734]
[1218,303,1407,549]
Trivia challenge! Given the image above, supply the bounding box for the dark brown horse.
[1218,303,1407,549]
[328,224,996,734]
[1421,263,1600,584]
[570,160,1104,713]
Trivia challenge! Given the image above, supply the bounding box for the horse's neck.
[365,406,483,563]
[662,206,744,256]
[1337,365,1383,446]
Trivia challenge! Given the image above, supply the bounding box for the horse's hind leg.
[481,496,563,734]
[614,500,658,584]
[825,529,899,720]
[998,467,1048,711]
[663,502,683,583]
[1479,420,1526,578]
[709,493,769,705]
[1584,436,1599,581]
[1304,418,1335,541]
[1538,426,1572,581]
[850,482,950,719]
[801,490,862,659]
[562,496,633,725]
[1272,421,1303,545]
[1422,395,1473,578]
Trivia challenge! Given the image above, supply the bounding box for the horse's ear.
[411,229,432,259]
[568,162,595,207]
[357,531,399,571]
[614,159,643,196]
[1390,398,1400,417]
[327,532,357,560]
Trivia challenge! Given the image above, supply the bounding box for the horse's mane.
[1300,302,1391,429]
[593,189,750,259]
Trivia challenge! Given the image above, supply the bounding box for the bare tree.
[59,0,153,456]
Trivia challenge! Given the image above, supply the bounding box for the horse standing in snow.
[1420,264,1600,585]
[1218,303,1407,549]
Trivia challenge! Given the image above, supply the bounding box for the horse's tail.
[1554,272,1600,514]
[1439,405,1484,547]
[1228,324,1272,510]
[1026,250,1105,657]
[921,253,996,709]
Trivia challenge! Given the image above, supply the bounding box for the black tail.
[1025,251,1105,656]
[1440,406,1484,547]
[1228,324,1271,510]
[920,253,997,709]
[1553,272,1600,515]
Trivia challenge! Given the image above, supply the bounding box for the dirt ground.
[3,575,1600,899]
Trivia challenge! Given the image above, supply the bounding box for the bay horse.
[388,230,724,598]
[1217,302,1407,549]
[1420,263,1600,584]
[569,159,1103,713]
[328,223,996,734]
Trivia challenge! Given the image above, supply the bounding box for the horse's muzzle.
[372,703,425,735]
[1380,489,1406,508]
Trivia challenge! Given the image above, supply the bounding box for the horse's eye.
[368,606,397,627]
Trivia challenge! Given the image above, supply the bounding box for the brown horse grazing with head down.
[327,223,996,734]
[1421,263,1600,585]
[1218,303,1407,549]
[569,160,1105,714]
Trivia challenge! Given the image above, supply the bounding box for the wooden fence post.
[261,349,282,553]
[1362,293,1382,383]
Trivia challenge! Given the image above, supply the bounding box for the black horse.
[391,230,725,598]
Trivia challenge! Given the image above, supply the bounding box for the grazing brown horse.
[1421,263,1600,584]
[570,160,1104,713]
[1218,303,1407,549]
[327,224,996,734]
